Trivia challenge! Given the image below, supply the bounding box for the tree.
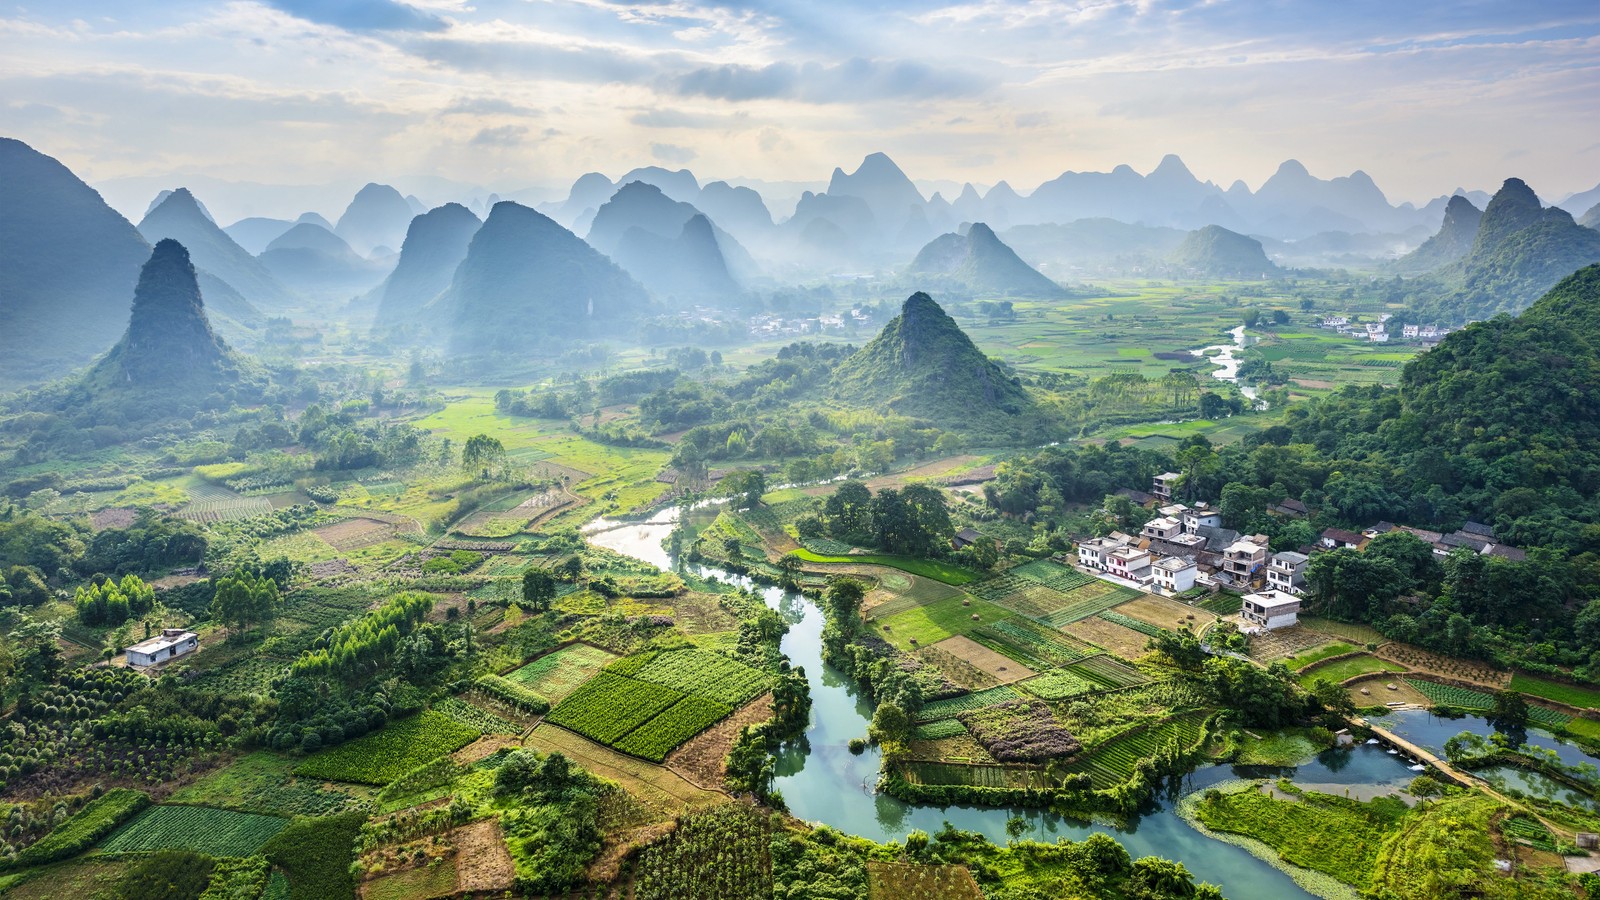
[720,470,766,510]
[1489,690,1529,745]
[461,433,506,479]
[210,570,281,636]
[9,616,61,693]
[522,569,557,612]
[823,480,872,538]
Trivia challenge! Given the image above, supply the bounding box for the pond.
[1378,706,1600,768]
[585,509,1419,899]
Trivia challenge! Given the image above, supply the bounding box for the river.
[1193,325,1260,402]
[583,507,1420,899]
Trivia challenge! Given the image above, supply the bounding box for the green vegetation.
[876,595,1012,650]
[633,804,773,900]
[7,789,149,868]
[1283,642,1357,671]
[1407,680,1572,728]
[296,711,479,785]
[261,812,365,900]
[1192,782,1406,891]
[99,805,287,857]
[1296,654,1404,684]
[547,672,685,744]
[790,548,978,584]
[169,752,362,817]
[1508,673,1600,710]
[504,643,616,702]
[913,686,1021,723]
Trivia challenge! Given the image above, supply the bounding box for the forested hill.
[830,292,1044,438]
[1289,263,1600,535]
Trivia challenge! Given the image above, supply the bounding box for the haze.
[3,0,1597,222]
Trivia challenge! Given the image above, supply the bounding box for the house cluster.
[1356,521,1526,562]
[747,308,873,339]
[1400,324,1451,342]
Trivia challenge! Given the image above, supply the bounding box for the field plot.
[1017,668,1101,701]
[524,725,723,817]
[1300,616,1385,645]
[312,516,397,551]
[1065,655,1151,690]
[296,710,479,785]
[504,643,617,702]
[1111,594,1213,631]
[1097,611,1164,638]
[1198,593,1245,616]
[875,595,1013,651]
[1063,615,1151,659]
[1061,712,1209,788]
[1296,654,1403,685]
[1246,625,1335,662]
[1407,679,1572,728]
[626,650,771,706]
[1508,673,1600,710]
[436,697,521,735]
[899,761,1052,790]
[1035,580,1143,627]
[1377,643,1509,688]
[914,685,1022,723]
[864,576,965,619]
[1283,643,1358,671]
[614,697,733,763]
[966,617,1097,670]
[547,673,686,745]
[179,482,274,523]
[99,805,287,856]
[169,752,362,817]
[930,635,1035,683]
[1010,558,1096,589]
[867,862,984,900]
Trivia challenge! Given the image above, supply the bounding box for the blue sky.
[2,0,1596,214]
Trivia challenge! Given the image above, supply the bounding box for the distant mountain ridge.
[1395,195,1482,274]
[139,187,292,315]
[1170,225,1278,278]
[372,202,482,334]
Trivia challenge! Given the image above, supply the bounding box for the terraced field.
[970,571,1141,628]
[1406,679,1572,728]
[914,686,1023,723]
[179,482,274,523]
[505,643,617,702]
[1064,655,1152,690]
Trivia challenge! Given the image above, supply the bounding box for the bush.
[261,812,365,900]
[6,788,150,868]
[119,850,215,900]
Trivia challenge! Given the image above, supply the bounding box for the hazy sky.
[3,0,1597,213]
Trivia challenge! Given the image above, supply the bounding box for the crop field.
[914,719,970,740]
[625,650,770,706]
[899,761,1052,790]
[1300,616,1386,645]
[614,696,733,762]
[1061,712,1209,788]
[194,656,290,695]
[631,803,773,900]
[504,643,618,702]
[1247,625,1336,663]
[1197,593,1245,616]
[867,862,985,900]
[1296,654,1404,685]
[1063,615,1151,659]
[966,616,1098,670]
[1405,679,1572,728]
[1508,673,1600,710]
[864,577,965,619]
[1010,558,1096,592]
[1377,643,1509,687]
[1036,580,1143,627]
[1065,655,1152,689]
[1283,643,1358,671]
[99,805,288,856]
[296,711,480,785]
[312,516,398,551]
[928,635,1035,683]
[169,752,363,817]
[1112,594,1212,631]
[790,548,980,585]
[436,697,522,735]
[1017,668,1101,701]
[1097,610,1165,638]
[875,595,1013,651]
[179,482,274,522]
[547,673,686,744]
[913,685,1022,723]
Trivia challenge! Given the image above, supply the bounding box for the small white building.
[126,629,199,667]
[1266,551,1310,594]
[1077,537,1127,571]
[1241,590,1301,630]
[1151,557,1197,595]
[1221,539,1268,583]
[1152,472,1182,501]
[1183,508,1223,534]
[1106,546,1152,582]
[1141,516,1184,541]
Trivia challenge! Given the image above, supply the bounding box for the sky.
[2,0,1597,220]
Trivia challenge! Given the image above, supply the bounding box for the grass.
[876,595,1014,651]
[168,752,364,817]
[1283,642,1357,671]
[1192,782,1408,891]
[363,862,456,900]
[789,548,980,585]
[1232,728,1332,766]
[262,811,366,900]
[1509,673,1600,710]
[1296,654,1404,685]
[99,805,287,857]
[295,711,479,785]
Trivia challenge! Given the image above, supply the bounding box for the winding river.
[583,507,1422,899]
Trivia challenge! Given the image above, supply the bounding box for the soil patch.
[314,517,397,551]
[452,818,516,893]
[666,694,774,790]
[929,635,1036,684]
[1112,594,1214,631]
[1062,616,1148,660]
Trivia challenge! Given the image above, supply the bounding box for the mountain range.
[139,188,292,317]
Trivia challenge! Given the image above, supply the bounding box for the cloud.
[263,0,447,33]
[471,124,528,146]
[1014,111,1050,128]
[629,107,741,128]
[650,141,697,163]
[674,57,992,103]
[442,96,541,117]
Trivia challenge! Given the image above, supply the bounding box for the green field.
[1296,654,1403,684]
[913,686,1022,723]
[1508,673,1600,710]
[295,711,480,785]
[876,595,1014,651]
[1283,643,1357,671]
[1062,713,1208,788]
[505,643,618,702]
[169,752,362,817]
[1191,782,1408,890]
[99,805,287,857]
[790,548,979,584]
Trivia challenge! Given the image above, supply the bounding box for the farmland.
[169,752,364,817]
[875,595,1014,651]
[1508,674,1600,710]
[1060,712,1209,788]
[296,711,480,785]
[99,805,288,856]
[546,672,686,744]
[965,616,1098,670]
[504,643,617,702]
[1406,680,1573,728]
[1297,654,1404,685]
[914,685,1023,723]
[867,862,985,900]
[627,650,771,705]
[789,548,980,584]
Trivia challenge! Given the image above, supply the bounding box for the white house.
[1141,516,1184,541]
[1241,590,1301,630]
[1221,539,1268,583]
[1183,507,1223,534]
[1077,537,1126,571]
[126,629,199,667]
[1105,546,1152,582]
[1152,472,1182,501]
[1151,557,1197,595]
[1266,551,1310,594]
